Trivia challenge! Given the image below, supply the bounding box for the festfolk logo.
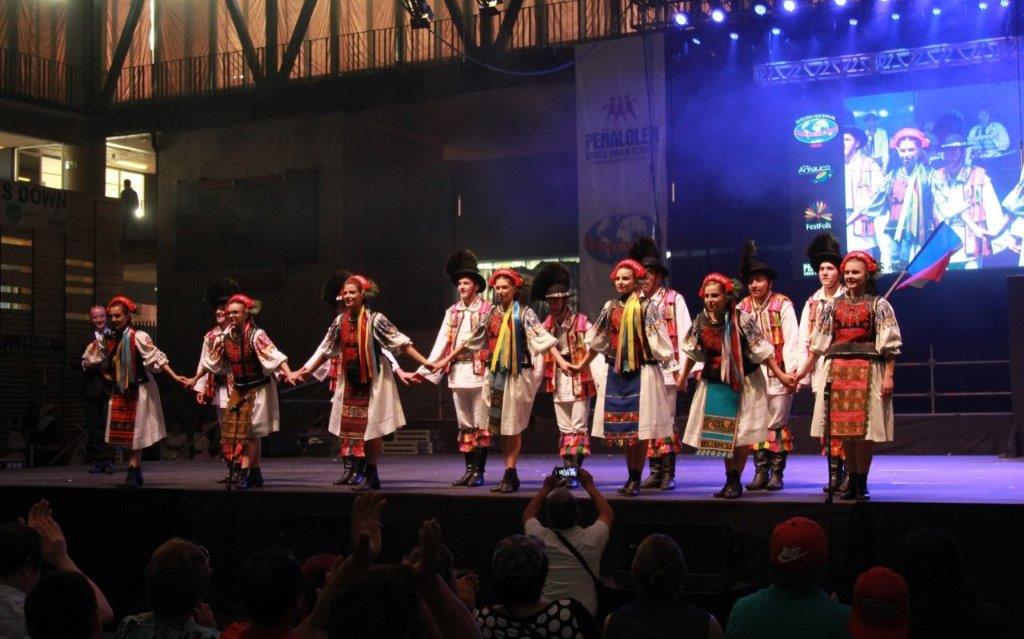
[797,164,834,184]
[793,114,839,146]
[803,201,833,231]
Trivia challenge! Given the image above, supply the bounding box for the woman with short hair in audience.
[116,538,218,639]
[603,534,722,639]
[473,534,600,639]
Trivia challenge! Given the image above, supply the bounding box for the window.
[106,168,146,214]
[40,155,62,188]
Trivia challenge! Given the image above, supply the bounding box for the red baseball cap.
[769,517,827,573]
[849,567,909,639]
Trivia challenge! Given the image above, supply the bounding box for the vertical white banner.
[576,33,668,316]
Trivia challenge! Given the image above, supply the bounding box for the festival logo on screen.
[793,114,839,147]
[803,201,833,231]
[797,164,834,184]
[583,94,660,164]
[583,214,655,264]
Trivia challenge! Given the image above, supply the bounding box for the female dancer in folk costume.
[193,277,241,484]
[430,268,572,493]
[416,251,494,488]
[531,262,598,489]
[198,293,294,489]
[797,233,850,494]
[571,259,681,497]
[629,237,691,491]
[83,295,190,488]
[292,274,432,490]
[794,251,902,501]
[679,274,796,499]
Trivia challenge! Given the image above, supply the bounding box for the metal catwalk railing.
[108,0,624,106]
[0,48,82,109]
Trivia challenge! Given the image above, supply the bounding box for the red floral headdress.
[889,127,930,150]
[698,273,735,297]
[609,259,647,281]
[840,251,879,274]
[106,295,138,314]
[227,294,257,310]
[343,274,380,298]
[488,268,524,288]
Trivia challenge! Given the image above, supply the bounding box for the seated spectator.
[0,522,41,638]
[24,570,99,639]
[522,468,613,617]
[299,554,340,622]
[116,538,218,638]
[221,546,303,639]
[725,517,850,639]
[298,494,480,639]
[1,499,112,639]
[902,528,1011,639]
[849,567,907,639]
[473,534,600,639]
[603,534,723,639]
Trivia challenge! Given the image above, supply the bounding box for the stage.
[2,454,1023,628]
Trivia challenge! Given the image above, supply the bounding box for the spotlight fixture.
[771,26,782,35]
[891,11,901,19]
[782,0,796,12]
[729,31,739,39]
[475,0,502,16]
[1000,0,1009,6]
[692,36,702,44]
[711,7,725,22]
[931,6,941,14]
[834,0,847,6]
[849,17,858,25]
[978,1,988,8]
[753,3,768,15]
[673,11,689,25]
[401,0,434,27]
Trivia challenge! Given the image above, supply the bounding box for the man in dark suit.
[75,304,114,473]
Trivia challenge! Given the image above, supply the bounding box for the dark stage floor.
[2,453,1022,504]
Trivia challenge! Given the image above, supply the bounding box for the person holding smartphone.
[521,468,614,618]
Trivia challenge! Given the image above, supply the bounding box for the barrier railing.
[893,344,1011,414]
[0,48,81,108]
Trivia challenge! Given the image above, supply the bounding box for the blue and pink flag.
[895,222,963,290]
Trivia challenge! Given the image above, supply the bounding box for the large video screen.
[790,80,1024,275]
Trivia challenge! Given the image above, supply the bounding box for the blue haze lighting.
[849,17,858,25]
[782,0,796,12]
[691,36,702,44]
[729,31,739,39]
[932,6,941,14]
[834,0,847,6]
[711,8,726,22]
[891,11,901,20]
[1001,0,1009,6]
[978,1,988,9]
[771,26,782,35]
[754,3,768,15]
[673,12,688,25]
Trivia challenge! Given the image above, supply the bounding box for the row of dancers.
[83,232,900,499]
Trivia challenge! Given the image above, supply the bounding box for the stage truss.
[754,36,1020,84]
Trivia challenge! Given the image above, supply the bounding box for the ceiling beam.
[279,0,320,80]
[493,0,525,51]
[225,0,265,84]
[99,0,145,108]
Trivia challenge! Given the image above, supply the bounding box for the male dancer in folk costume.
[293,274,432,490]
[572,259,681,497]
[795,251,902,501]
[430,268,572,493]
[83,296,190,488]
[629,237,691,491]
[680,275,796,499]
[531,262,597,489]
[797,233,850,494]
[198,293,294,489]
[416,251,493,488]
[193,277,241,483]
[736,241,801,492]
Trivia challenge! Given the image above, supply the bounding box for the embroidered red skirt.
[108,391,139,447]
[828,358,871,439]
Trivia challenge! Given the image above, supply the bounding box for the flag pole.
[883,270,907,300]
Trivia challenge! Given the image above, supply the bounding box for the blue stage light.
[711,8,726,22]
[849,17,858,25]
[1000,0,1009,6]
[754,3,768,15]
[691,37,702,45]
[932,6,941,14]
[771,26,782,35]
[891,11,901,20]
[729,31,739,40]
[834,0,847,6]
[978,1,989,8]
[782,0,796,12]
[673,12,688,25]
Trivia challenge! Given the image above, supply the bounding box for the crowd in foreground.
[0,475,1014,639]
